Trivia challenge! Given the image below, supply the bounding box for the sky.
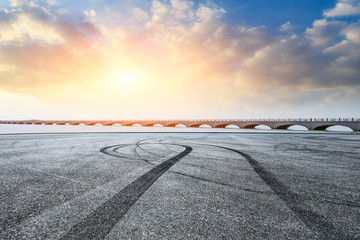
[0,0,359,120]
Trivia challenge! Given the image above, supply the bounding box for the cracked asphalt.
[0,132,359,239]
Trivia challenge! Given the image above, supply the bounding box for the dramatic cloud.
[0,0,359,118]
[0,1,101,98]
[324,0,360,17]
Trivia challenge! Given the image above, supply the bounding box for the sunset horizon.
[1,0,359,120]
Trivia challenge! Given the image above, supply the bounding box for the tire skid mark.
[208,144,352,240]
[158,140,360,208]
[275,142,359,157]
[0,159,93,187]
[136,140,163,157]
[272,144,360,208]
[163,139,353,239]
[61,144,192,240]
[172,168,360,208]
[171,170,273,195]
[133,138,163,162]
[100,144,141,161]
[102,139,180,165]
[137,139,271,194]
[64,139,352,240]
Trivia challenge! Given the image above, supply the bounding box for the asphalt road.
[0,132,359,239]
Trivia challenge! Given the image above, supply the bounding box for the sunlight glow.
[0,0,358,119]
[114,73,139,85]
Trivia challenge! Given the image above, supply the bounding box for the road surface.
[0,132,359,239]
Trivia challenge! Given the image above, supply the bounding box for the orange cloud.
[0,0,360,119]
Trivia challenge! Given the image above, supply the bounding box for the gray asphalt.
[0,132,359,239]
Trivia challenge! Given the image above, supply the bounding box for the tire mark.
[144,139,275,195]
[66,138,353,239]
[102,139,181,165]
[171,170,273,195]
[136,140,163,157]
[103,143,162,164]
[133,139,162,162]
[100,144,142,161]
[211,144,352,240]
[165,139,353,239]
[106,139,271,195]
[61,144,192,240]
[174,166,359,208]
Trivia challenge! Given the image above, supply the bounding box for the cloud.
[0,1,101,97]
[236,19,360,92]
[324,88,359,103]
[344,22,360,43]
[324,0,360,17]
[8,0,26,7]
[305,19,346,46]
[84,9,96,17]
[47,0,57,6]
[0,2,63,43]
[130,7,148,22]
[0,0,359,117]
[170,0,194,19]
[195,2,226,22]
[279,21,293,31]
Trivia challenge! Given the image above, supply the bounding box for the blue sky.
[220,0,336,31]
[0,0,343,30]
[0,0,341,28]
[0,0,356,33]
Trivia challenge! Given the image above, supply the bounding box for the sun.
[110,72,140,86]
[119,73,137,84]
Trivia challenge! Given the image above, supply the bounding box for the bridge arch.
[275,124,308,130]
[166,123,186,127]
[104,123,121,126]
[144,123,163,127]
[215,124,240,128]
[189,123,212,128]
[87,122,103,126]
[327,125,353,131]
[243,123,271,129]
[125,123,142,127]
[174,123,187,128]
[199,124,212,128]
[123,122,136,126]
[255,124,271,130]
[314,125,353,131]
[288,125,308,130]
[226,124,240,129]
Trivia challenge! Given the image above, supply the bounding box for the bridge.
[1,118,359,131]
